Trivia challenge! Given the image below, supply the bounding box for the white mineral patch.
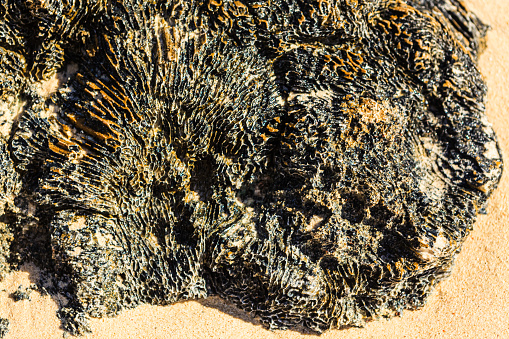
[419,171,446,201]
[420,137,442,154]
[39,103,60,120]
[417,232,449,261]
[0,97,24,140]
[34,63,79,98]
[68,216,87,231]
[434,233,448,251]
[287,90,335,102]
[35,72,61,98]
[95,232,109,247]
[306,214,325,232]
[484,140,500,160]
[68,246,83,257]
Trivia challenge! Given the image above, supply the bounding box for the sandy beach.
[0,0,507,338]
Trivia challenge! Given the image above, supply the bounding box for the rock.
[0,0,502,334]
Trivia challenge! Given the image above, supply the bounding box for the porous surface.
[0,0,503,335]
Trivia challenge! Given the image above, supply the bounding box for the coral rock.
[0,0,503,334]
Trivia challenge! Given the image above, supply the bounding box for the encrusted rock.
[0,0,503,334]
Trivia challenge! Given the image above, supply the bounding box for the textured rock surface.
[0,0,503,335]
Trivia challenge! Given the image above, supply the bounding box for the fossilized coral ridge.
[0,0,503,335]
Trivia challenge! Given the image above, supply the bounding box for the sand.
[1,0,508,338]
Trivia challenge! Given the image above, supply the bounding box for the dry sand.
[1,0,508,338]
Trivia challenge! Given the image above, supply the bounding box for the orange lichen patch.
[358,98,390,125]
[340,98,399,144]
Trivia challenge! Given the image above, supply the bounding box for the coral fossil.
[0,0,503,334]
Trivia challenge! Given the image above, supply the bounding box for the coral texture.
[0,0,503,334]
